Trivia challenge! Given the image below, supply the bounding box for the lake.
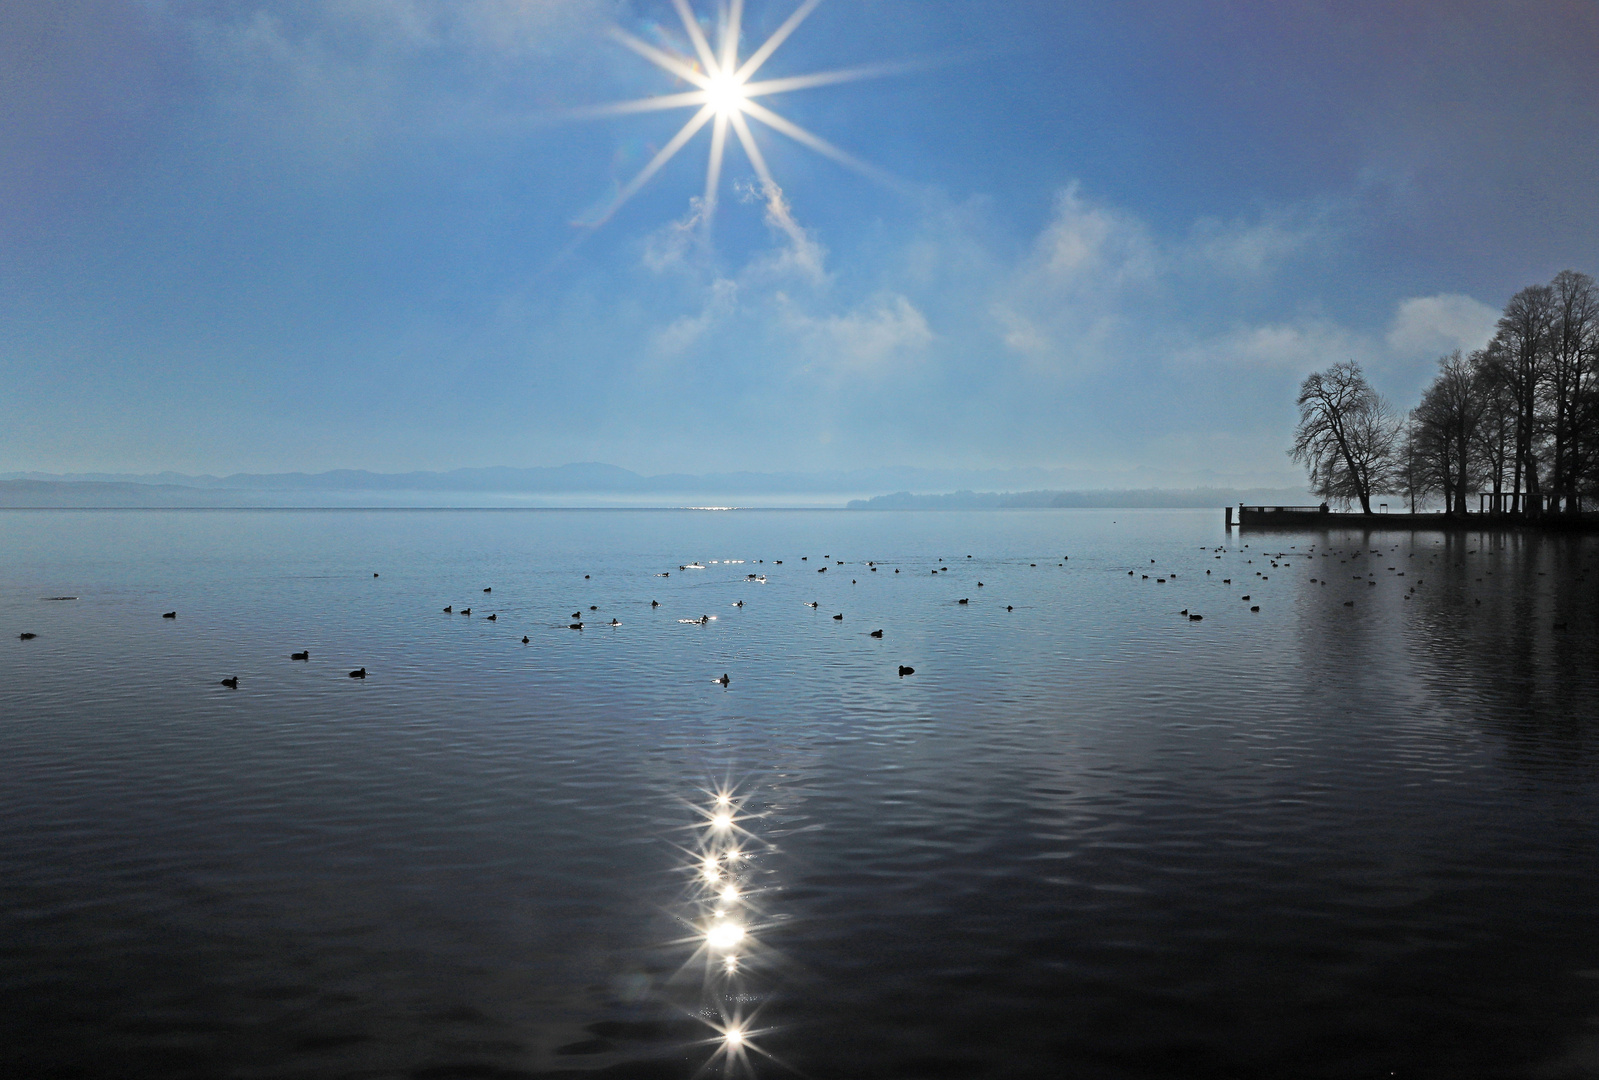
[2,508,1597,1079]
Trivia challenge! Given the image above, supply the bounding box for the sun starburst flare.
[574,0,906,232]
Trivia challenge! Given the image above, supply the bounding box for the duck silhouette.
[461,608,471,616]
[220,677,238,688]
[958,598,969,605]
[870,629,883,638]
[162,611,177,619]
[571,612,582,619]
[443,606,452,613]
[349,667,367,678]
[484,587,492,593]
[651,600,660,607]
[569,622,584,630]
[610,618,620,626]
[898,665,915,677]
[522,636,530,643]
[19,632,36,640]
[486,614,497,621]
[291,651,309,661]
[716,674,730,686]
[806,602,818,608]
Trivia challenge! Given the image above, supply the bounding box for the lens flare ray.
[575,0,902,233]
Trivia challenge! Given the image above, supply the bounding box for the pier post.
[1224,506,1233,530]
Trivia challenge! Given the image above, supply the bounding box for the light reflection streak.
[662,780,788,1076]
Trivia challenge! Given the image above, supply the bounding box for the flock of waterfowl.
[12,538,1586,688]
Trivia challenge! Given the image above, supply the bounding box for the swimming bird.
[870,629,883,638]
[610,618,620,626]
[220,677,237,688]
[958,598,969,605]
[443,606,452,613]
[569,622,583,630]
[589,605,598,611]
[1189,614,1203,621]
[349,668,366,678]
[486,614,497,621]
[833,613,843,621]
[898,665,915,677]
[716,674,730,686]
[461,608,471,616]
[735,600,744,607]
[373,573,379,578]
[522,636,530,644]
[571,611,582,618]
[1241,595,1250,601]
[1251,606,1260,612]
[162,611,176,619]
[291,651,308,660]
[807,602,819,608]
[484,587,492,593]
[1006,605,1013,611]
[1343,601,1355,607]
[651,600,660,607]
[977,582,984,587]
[19,632,36,640]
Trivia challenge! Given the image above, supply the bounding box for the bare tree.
[1412,351,1485,516]
[1472,343,1516,510]
[1547,270,1598,512]
[1399,417,1436,513]
[1291,361,1401,513]
[1494,284,1554,516]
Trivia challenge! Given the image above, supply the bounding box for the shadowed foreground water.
[2,508,1597,1079]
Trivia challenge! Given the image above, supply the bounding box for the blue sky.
[3,0,1596,486]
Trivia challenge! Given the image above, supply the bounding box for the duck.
[1006,605,1013,611]
[1189,614,1203,621]
[610,618,621,626]
[870,629,883,638]
[651,600,660,608]
[898,665,915,677]
[443,606,452,613]
[589,605,598,611]
[833,613,844,621]
[461,608,471,616]
[220,677,238,688]
[734,600,744,607]
[483,587,492,593]
[486,614,497,621]
[373,572,379,578]
[19,632,36,640]
[957,598,969,605]
[522,636,530,644]
[162,611,177,619]
[1251,606,1260,612]
[716,673,730,686]
[568,622,584,630]
[291,650,309,661]
[571,611,582,619]
[348,668,367,679]
[806,602,819,608]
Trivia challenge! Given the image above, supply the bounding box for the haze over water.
[3,508,1598,1079]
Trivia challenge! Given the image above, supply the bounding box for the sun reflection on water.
[672,781,784,1076]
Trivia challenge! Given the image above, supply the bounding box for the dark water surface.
[2,509,1598,1079]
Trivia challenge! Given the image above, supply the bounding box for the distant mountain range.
[0,464,1308,509]
[847,488,1311,510]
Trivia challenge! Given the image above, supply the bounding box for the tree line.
[1291,269,1599,517]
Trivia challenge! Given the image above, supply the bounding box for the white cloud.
[1385,293,1500,358]
[785,294,933,376]
[1173,319,1372,372]
[652,277,737,356]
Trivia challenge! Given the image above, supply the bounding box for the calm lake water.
[2,508,1598,1079]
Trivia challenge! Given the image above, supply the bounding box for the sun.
[572,0,903,231]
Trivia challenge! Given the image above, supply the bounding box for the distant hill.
[847,488,1311,510]
[0,466,1309,509]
